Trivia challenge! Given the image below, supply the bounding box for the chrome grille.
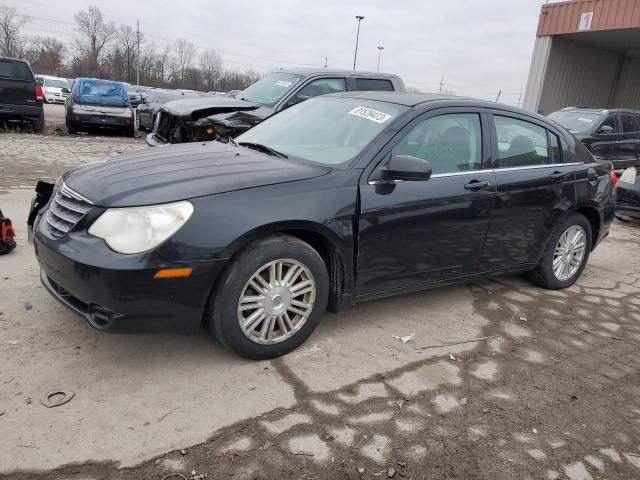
[618,189,640,208]
[45,183,93,238]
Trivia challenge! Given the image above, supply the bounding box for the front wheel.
[209,235,329,360]
[528,213,592,289]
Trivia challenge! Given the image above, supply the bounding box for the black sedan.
[33,93,617,359]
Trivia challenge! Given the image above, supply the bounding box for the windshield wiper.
[238,142,288,159]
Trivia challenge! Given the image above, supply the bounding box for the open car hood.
[162,96,259,120]
[194,106,274,131]
[64,141,330,207]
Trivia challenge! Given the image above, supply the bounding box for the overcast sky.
[7,0,550,105]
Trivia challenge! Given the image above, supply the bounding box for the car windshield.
[46,79,68,88]
[238,72,304,108]
[548,111,602,134]
[235,96,407,166]
[76,80,128,107]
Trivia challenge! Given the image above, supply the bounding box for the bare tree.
[115,24,139,82]
[74,6,116,75]
[174,38,194,87]
[0,5,30,58]
[24,37,66,75]
[200,49,222,91]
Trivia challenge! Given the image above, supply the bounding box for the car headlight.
[88,201,193,254]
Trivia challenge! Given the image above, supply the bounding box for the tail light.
[609,170,619,188]
[35,84,44,103]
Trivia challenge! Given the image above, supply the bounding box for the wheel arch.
[574,205,601,251]
[218,221,352,313]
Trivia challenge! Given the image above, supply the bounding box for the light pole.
[353,15,365,70]
[377,46,384,72]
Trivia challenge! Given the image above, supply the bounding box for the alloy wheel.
[237,259,316,345]
[552,225,587,282]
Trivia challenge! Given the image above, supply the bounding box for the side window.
[548,131,562,163]
[354,78,394,92]
[294,78,346,102]
[621,115,639,133]
[391,113,482,175]
[599,115,619,133]
[495,116,551,168]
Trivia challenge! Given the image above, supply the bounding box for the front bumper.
[145,132,169,146]
[617,181,640,219]
[34,222,227,333]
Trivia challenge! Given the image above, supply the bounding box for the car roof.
[557,107,640,115]
[277,67,401,80]
[325,91,562,126]
[327,91,470,107]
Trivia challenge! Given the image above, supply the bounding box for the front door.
[356,109,495,296]
[478,112,576,271]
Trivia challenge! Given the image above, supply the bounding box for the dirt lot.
[1,128,640,480]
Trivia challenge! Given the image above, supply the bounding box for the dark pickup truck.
[146,68,405,146]
[0,57,44,132]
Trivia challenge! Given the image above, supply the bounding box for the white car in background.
[37,75,71,104]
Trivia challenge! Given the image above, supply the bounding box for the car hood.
[162,96,259,119]
[64,142,331,207]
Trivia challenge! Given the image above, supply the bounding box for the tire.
[209,234,329,360]
[66,119,77,135]
[528,213,592,289]
[124,126,135,137]
[33,114,44,133]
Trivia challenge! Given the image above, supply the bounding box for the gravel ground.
[1,123,640,480]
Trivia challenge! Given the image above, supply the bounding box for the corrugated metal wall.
[613,56,640,109]
[523,37,553,112]
[538,0,640,36]
[537,37,620,114]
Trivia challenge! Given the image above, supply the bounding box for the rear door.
[0,59,36,106]
[620,114,640,168]
[478,112,576,272]
[356,108,495,295]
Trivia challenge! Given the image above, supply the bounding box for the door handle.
[549,171,570,181]
[464,180,491,191]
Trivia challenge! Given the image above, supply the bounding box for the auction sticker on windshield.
[349,106,392,123]
[275,80,292,88]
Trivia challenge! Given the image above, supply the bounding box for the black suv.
[146,68,405,146]
[548,107,640,170]
[0,57,44,132]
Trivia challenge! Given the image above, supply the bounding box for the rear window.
[0,60,33,81]
[354,78,394,91]
[75,79,128,107]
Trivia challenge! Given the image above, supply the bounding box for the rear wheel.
[209,235,329,360]
[66,119,77,134]
[33,114,44,133]
[528,213,592,289]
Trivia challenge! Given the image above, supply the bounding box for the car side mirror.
[372,155,433,182]
[61,87,70,94]
[598,125,615,134]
